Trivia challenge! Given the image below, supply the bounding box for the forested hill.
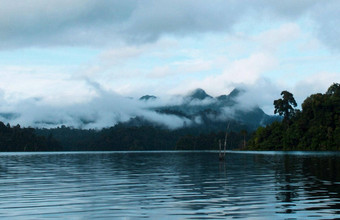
[247,83,340,151]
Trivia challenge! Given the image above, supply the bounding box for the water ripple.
[0,151,339,219]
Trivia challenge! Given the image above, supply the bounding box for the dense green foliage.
[175,130,250,150]
[0,122,61,151]
[247,83,340,151]
[274,90,297,121]
[36,120,250,151]
[36,125,177,151]
[0,115,253,152]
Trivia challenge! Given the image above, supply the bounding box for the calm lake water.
[0,151,339,219]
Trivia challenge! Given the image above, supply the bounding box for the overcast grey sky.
[0,0,339,128]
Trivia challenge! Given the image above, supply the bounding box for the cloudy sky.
[0,0,339,127]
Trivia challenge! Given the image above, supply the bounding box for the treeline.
[0,117,251,152]
[36,125,177,151]
[247,83,340,151]
[0,122,61,151]
[35,120,250,151]
[176,130,250,150]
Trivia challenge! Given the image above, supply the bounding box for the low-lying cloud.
[0,78,263,129]
[0,81,193,129]
[0,75,337,129]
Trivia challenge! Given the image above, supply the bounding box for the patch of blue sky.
[0,47,100,66]
[256,18,339,83]
[233,13,285,35]
[270,42,340,84]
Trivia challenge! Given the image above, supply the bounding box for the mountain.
[139,95,157,101]
[186,88,213,100]
[32,87,278,151]
[0,88,278,132]
[137,88,278,131]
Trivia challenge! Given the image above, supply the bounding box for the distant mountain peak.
[139,95,157,101]
[187,88,212,100]
[228,88,244,98]
[215,88,245,102]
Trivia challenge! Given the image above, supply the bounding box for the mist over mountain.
[0,86,277,131]
[187,88,213,100]
[0,86,279,152]
[138,88,277,131]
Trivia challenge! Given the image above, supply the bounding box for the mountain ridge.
[0,87,278,131]
[137,87,277,131]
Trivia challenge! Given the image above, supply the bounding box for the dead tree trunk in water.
[219,122,230,161]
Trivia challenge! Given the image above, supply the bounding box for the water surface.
[0,151,339,219]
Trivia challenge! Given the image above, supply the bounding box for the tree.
[274,91,297,121]
[326,83,340,96]
[248,83,340,151]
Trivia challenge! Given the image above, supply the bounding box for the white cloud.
[310,0,340,51]
[0,65,94,105]
[234,71,340,115]
[255,23,301,52]
[293,72,340,104]
[0,82,192,129]
[170,52,278,96]
[234,78,283,114]
[148,66,172,78]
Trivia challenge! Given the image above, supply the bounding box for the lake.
[0,151,339,219]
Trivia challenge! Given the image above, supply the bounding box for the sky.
[0,0,339,128]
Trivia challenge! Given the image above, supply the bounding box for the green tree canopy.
[248,83,340,151]
[326,83,340,96]
[273,91,297,120]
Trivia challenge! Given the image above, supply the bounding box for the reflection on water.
[0,151,339,219]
